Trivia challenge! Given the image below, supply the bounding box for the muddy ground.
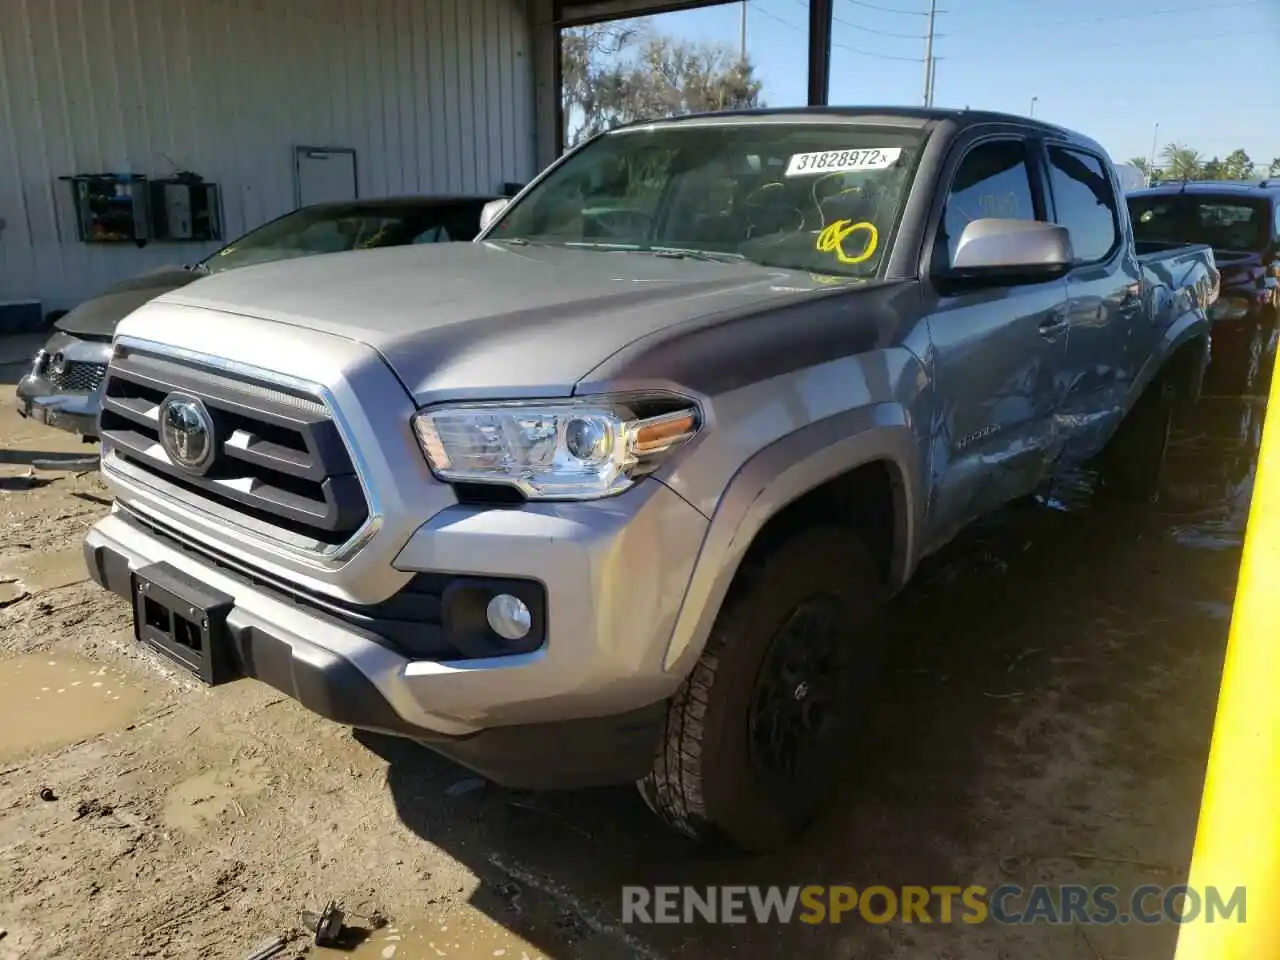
[0,318,1274,960]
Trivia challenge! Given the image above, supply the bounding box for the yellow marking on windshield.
[816,219,879,266]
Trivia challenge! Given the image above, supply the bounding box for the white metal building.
[0,0,537,311]
[0,0,839,316]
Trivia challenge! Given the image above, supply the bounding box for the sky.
[616,0,1280,171]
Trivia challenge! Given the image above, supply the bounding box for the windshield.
[200,202,475,273]
[488,122,927,278]
[1128,194,1270,253]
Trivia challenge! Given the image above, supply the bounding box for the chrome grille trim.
[101,336,384,566]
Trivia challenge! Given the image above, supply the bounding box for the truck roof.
[613,105,1101,156]
[1130,181,1279,199]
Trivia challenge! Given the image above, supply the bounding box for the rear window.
[1128,194,1269,252]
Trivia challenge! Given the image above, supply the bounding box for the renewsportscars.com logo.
[621,885,1247,926]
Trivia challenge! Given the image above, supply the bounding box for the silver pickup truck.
[83,108,1218,851]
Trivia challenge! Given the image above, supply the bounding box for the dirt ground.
[0,318,1274,960]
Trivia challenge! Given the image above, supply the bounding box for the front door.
[922,135,1070,550]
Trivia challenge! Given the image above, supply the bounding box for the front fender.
[661,402,923,676]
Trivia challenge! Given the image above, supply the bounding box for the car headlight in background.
[412,397,700,500]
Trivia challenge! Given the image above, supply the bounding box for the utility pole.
[1147,121,1160,185]
[740,0,747,62]
[1029,96,1038,118]
[923,0,937,106]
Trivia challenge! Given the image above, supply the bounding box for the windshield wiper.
[497,239,744,263]
[647,247,744,263]
[558,241,743,263]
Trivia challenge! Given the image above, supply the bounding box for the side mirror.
[479,198,509,233]
[945,219,1074,285]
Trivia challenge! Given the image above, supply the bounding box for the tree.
[1161,143,1203,181]
[560,22,763,148]
[1202,156,1226,181]
[560,23,639,148]
[1269,156,1280,178]
[1127,157,1152,177]
[1222,149,1254,181]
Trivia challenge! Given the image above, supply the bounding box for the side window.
[1046,146,1120,264]
[937,139,1037,268]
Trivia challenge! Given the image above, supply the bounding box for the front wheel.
[638,526,887,852]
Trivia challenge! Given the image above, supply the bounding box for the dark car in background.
[16,194,499,438]
[1127,181,1280,323]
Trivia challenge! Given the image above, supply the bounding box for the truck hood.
[156,241,866,402]
[55,266,199,340]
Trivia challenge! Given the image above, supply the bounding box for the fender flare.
[1130,309,1211,411]
[662,402,924,675]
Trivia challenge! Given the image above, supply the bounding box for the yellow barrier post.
[1174,365,1280,959]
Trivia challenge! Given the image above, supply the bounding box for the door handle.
[1118,289,1143,319]
[1038,310,1069,337]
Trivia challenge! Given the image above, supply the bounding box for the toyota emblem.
[158,394,216,473]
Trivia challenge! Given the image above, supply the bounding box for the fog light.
[486,593,532,641]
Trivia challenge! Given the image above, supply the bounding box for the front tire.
[638,526,887,852]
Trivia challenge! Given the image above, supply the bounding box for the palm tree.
[1127,157,1152,176]
[1161,143,1203,181]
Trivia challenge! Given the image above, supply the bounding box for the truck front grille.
[99,346,369,546]
[49,360,107,392]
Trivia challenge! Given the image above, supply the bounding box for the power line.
[843,0,931,16]
[752,4,926,61]
[835,17,934,39]
[782,0,932,38]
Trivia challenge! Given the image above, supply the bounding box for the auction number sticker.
[786,147,902,176]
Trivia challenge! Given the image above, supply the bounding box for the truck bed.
[1136,240,1219,316]
[1135,239,1214,262]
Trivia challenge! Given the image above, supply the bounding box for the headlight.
[31,349,49,376]
[412,398,700,500]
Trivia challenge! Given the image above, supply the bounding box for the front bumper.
[84,478,708,788]
[15,332,110,439]
[16,373,102,438]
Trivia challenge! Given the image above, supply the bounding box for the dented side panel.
[919,278,1070,553]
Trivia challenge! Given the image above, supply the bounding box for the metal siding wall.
[0,0,535,310]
